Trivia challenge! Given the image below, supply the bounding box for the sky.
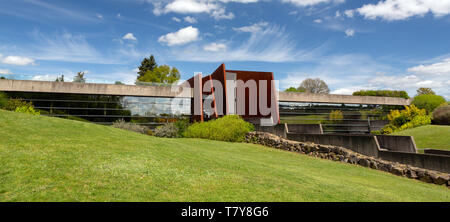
[0,0,450,98]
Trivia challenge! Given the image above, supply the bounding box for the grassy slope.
[0,110,449,202]
[393,125,450,151]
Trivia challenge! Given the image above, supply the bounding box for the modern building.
[0,64,410,133]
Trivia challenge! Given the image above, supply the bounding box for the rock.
[406,169,418,179]
[390,166,405,176]
[370,161,378,170]
[358,158,370,167]
[417,170,433,183]
[430,173,448,185]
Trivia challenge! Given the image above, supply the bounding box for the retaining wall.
[376,135,417,153]
[424,149,450,156]
[286,124,323,134]
[379,151,450,173]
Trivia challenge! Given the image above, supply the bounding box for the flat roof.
[0,79,410,106]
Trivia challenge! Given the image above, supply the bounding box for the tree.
[298,78,330,94]
[416,87,435,95]
[137,65,180,84]
[55,75,64,82]
[285,87,306,93]
[412,94,446,114]
[114,81,124,85]
[73,72,86,83]
[137,55,157,79]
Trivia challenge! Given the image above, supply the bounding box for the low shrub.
[412,94,446,114]
[381,105,431,134]
[4,99,31,111]
[174,118,190,137]
[329,110,343,122]
[0,92,8,109]
[112,119,149,134]
[154,123,179,138]
[432,104,450,125]
[14,105,40,115]
[353,90,410,99]
[183,115,254,142]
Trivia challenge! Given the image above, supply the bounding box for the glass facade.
[279,101,404,134]
[5,92,191,127]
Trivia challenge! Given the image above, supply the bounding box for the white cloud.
[355,0,450,21]
[345,29,355,37]
[203,42,227,51]
[0,69,11,74]
[122,33,138,41]
[314,19,322,23]
[233,22,268,33]
[96,13,104,20]
[172,17,181,22]
[407,58,450,75]
[1,55,35,66]
[344,9,354,18]
[210,7,234,20]
[219,0,258,2]
[158,26,200,46]
[165,0,217,14]
[184,16,198,23]
[282,0,344,7]
[152,0,238,20]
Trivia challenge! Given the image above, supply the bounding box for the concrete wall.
[286,124,323,134]
[379,151,450,173]
[1,79,410,106]
[279,91,411,105]
[376,135,418,153]
[0,79,193,98]
[253,124,287,138]
[424,149,450,156]
[286,133,380,157]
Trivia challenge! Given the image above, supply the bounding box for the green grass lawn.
[0,110,449,202]
[280,114,326,124]
[393,125,450,151]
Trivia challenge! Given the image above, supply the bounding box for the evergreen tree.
[137,55,157,79]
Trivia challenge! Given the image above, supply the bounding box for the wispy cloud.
[0,0,99,23]
[169,25,323,62]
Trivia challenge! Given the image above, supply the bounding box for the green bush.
[14,105,40,115]
[412,94,446,114]
[352,90,410,99]
[112,119,149,134]
[0,92,8,109]
[432,104,450,125]
[174,118,190,137]
[183,115,254,142]
[154,123,179,138]
[381,105,431,134]
[329,110,343,122]
[4,99,32,111]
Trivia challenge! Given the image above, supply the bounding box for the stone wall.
[246,131,450,187]
[286,133,380,157]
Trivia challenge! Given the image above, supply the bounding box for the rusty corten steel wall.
[185,63,280,123]
[226,69,279,122]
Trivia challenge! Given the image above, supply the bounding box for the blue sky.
[1,0,450,98]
